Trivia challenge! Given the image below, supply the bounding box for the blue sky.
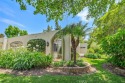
[0,0,94,35]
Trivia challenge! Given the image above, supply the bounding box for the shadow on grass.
[81,58,125,83]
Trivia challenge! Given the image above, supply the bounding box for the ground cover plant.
[0,48,52,70]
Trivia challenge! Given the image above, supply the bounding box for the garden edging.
[53,62,96,75]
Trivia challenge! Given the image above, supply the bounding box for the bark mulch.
[103,63,125,77]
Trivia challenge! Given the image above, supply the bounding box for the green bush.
[101,29,125,67]
[76,61,85,67]
[52,61,65,67]
[52,60,85,67]
[84,53,102,59]
[34,54,53,68]
[65,61,75,67]
[87,42,103,54]
[27,39,46,52]
[88,48,95,53]
[0,48,52,70]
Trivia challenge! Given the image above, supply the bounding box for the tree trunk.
[71,35,75,61]
[76,37,79,47]
[73,48,77,64]
[74,37,79,64]
[71,35,80,64]
[71,47,73,60]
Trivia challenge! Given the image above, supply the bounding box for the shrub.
[34,54,53,68]
[65,61,75,67]
[52,61,65,67]
[87,42,103,54]
[101,29,125,67]
[0,48,52,70]
[0,49,15,68]
[88,48,95,53]
[52,60,85,67]
[84,53,102,59]
[27,39,46,52]
[76,61,85,67]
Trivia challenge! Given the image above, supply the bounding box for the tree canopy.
[5,25,28,38]
[90,1,125,43]
[15,0,118,22]
[20,30,28,36]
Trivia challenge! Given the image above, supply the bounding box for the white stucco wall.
[0,31,58,55]
[63,35,71,61]
[77,43,87,56]
[0,31,87,60]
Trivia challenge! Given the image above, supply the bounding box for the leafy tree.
[91,2,125,43]
[43,25,52,32]
[88,2,125,68]
[0,34,4,38]
[5,25,20,38]
[14,0,117,21]
[101,29,125,67]
[55,21,61,30]
[20,30,28,36]
[55,22,89,64]
[5,25,28,38]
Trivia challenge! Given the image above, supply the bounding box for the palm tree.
[55,22,89,64]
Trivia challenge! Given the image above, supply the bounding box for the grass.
[0,58,125,83]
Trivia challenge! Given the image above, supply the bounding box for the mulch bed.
[103,63,125,77]
[0,66,96,76]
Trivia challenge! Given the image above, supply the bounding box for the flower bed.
[54,62,96,75]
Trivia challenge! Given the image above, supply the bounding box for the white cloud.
[0,18,25,28]
[77,8,89,22]
[0,6,15,17]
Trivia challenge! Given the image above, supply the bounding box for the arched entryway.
[51,34,63,60]
[53,39,62,59]
[27,39,46,53]
[51,31,72,61]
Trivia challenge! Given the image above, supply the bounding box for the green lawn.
[0,58,125,83]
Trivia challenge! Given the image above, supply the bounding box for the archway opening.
[27,39,46,53]
[53,39,62,59]
[51,33,63,60]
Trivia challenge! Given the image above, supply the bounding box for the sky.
[0,0,94,35]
